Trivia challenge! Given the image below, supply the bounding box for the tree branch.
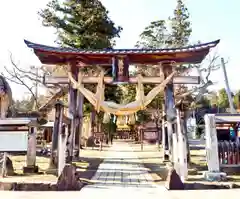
[9,52,41,78]
[3,67,39,108]
[3,54,44,109]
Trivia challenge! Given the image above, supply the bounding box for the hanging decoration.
[113,115,117,123]
[68,69,176,116]
[116,115,126,126]
[127,114,136,125]
[103,112,111,124]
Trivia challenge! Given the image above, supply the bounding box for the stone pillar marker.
[23,126,38,173]
[204,114,226,181]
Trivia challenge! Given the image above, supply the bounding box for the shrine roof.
[24,39,220,66]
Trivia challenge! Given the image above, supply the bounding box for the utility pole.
[30,66,39,111]
[221,58,235,114]
[35,68,39,110]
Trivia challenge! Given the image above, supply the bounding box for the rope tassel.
[68,70,176,116]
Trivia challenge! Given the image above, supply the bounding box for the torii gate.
[24,39,219,179]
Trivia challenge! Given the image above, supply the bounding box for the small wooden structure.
[142,127,158,143]
[210,114,240,167]
[116,124,131,139]
[204,114,240,181]
[0,118,40,175]
[137,126,159,152]
[41,121,54,144]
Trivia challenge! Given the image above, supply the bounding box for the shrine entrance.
[25,39,219,180]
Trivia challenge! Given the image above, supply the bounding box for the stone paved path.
[0,141,239,199]
[1,190,239,199]
[79,141,166,198]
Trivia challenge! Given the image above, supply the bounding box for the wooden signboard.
[144,132,157,140]
[143,128,158,141]
[112,56,129,83]
[94,132,104,139]
[0,131,28,152]
[0,118,36,152]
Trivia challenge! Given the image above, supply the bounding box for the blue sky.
[0,0,239,99]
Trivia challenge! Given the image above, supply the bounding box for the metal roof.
[215,114,240,124]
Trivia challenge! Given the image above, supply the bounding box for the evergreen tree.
[136,0,192,49]
[132,0,192,113]
[233,90,240,109]
[217,88,229,108]
[39,0,122,49]
[168,0,192,47]
[135,20,168,48]
[195,96,210,108]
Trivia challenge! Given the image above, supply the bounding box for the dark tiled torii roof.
[24,39,219,54]
[24,39,220,65]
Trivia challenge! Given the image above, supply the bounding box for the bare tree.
[176,53,225,103]
[1,53,59,111]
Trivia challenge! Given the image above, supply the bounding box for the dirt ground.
[1,141,240,188]
[0,146,106,185]
[130,142,240,186]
